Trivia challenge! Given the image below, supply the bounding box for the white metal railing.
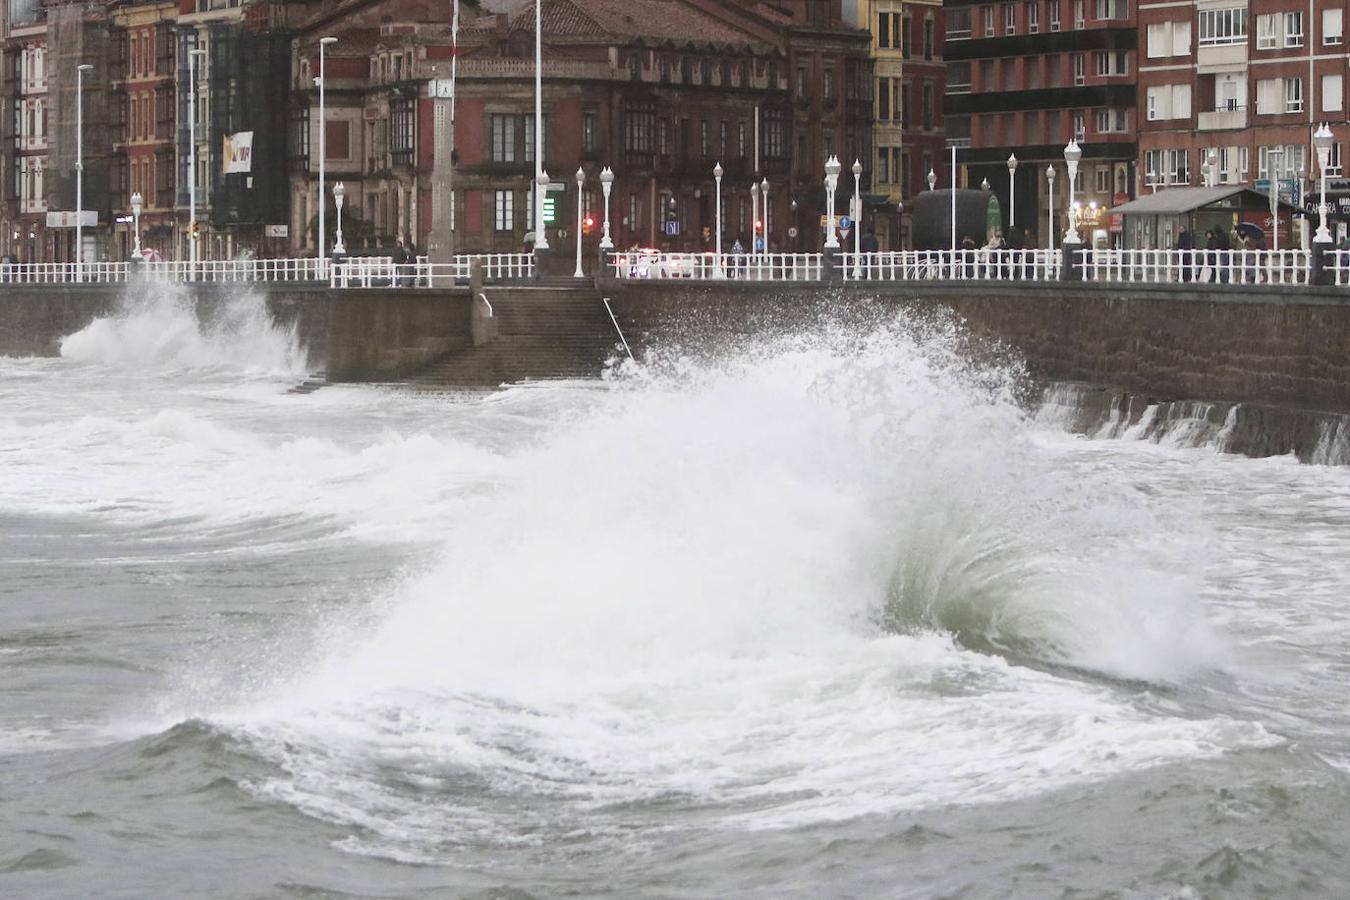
[328,253,534,288]
[0,262,132,283]
[611,251,822,281]
[1079,249,1311,286]
[840,249,1061,282]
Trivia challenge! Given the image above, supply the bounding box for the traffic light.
[582,215,596,235]
[754,219,763,235]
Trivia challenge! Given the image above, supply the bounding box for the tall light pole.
[713,162,724,277]
[1007,153,1018,235]
[1045,164,1056,251]
[750,180,759,256]
[1268,147,1282,251]
[824,155,841,249]
[574,165,585,277]
[317,36,336,268]
[851,159,862,276]
[761,176,769,255]
[1063,139,1082,244]
[533,0,549,252]
[599,165,614,249]
[188,47,205,269]
[131,190,143,260]
[1314,124,1335,244]
[332,181,346,254]
[75,62,92,276]
[949,145,957,251]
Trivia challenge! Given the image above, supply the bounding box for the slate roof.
[488,0,766,46]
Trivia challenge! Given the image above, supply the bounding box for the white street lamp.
[332,181,346,255]
[1063,139,1082,244]
[713,162,724,277]
[1269,147,1283,251]
[1045,164,1056,252]
[926,169,936,191]
[533,0,549,252]
[824,155,841,249]
[1206,147,1219,188]
[761,176,770,255]
[317,36,337,269]
[1314,123,1335,244]
[851,158,862,276]
[1007,153,1018,233]
[130,190,143,261]
[980,177,990,191]
[574,166,585,277]
[75,63,92,278]
[749,180,759,257]
[599,166,614,249]
[187,47,206,271]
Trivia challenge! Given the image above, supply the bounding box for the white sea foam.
[59,281,307,376]
[143,312,1268,861]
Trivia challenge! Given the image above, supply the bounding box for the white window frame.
[1324,73,1343,113]
[1256,13,1279,50]
[1198,8,1247,46]
[1284,11,1303,47]
[1005,3,1016,33]
[1324,8,1343,45]
[1073,0,1084,28]
[1072,53,1085,85]
[1050,0,1061,30]
[1285,77,1303,113]
[1028,1,1039,32]
[494,189,514,232]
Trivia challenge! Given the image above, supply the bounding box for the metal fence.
[610,251,822,281]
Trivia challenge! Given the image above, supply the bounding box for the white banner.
[223,131,254,174]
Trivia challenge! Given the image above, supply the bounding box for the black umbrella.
[1234,222,1265,241]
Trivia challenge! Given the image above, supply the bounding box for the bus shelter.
[1112,186,1303,250]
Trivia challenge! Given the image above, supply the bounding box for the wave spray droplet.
[59,281,307,376]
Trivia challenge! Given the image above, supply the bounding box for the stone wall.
[606,280,1350,416]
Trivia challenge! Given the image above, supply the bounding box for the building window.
[1325,74,1344,113]
[1073,0,1084,28]
[491,114,515,162]
[922,82,934,127]
[1028,2,1039,33]
[583,112,596,153]
[1256,14,1279,49]
[494,190,513,231]
[1072,53,1085,85]
[719,121,727,159]
[1094,0,1125,20]
[1285,77,1303,113]
[1004,4,1015,34]
[700,119,708,156]
[764,108,786,158]
[824,69,835,102]
[1198,8,1247,46]
[985,6,995,36]
[1284,11,1304,47]
[1050,0,1061,30]
[878,11,892,48]
[1073,111,1086,138]
[1096,107,1126,132]
[1094,166,1111,192]
[1328,141,1343,177]
[738,121,747,158]
[629,53,642,80]
[878,78,891,118]
[948,62,971,94]
[796,67,806,98]
[948,7,972,39]
[1095,50,1127,76]
[1325,9,1344,45]
[625,103,654,154]
[920,17,930,59]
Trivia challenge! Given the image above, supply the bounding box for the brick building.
[1138,0,1350,244]
[945,0,1138,248]
[288,0,873,260]
[1,0,49,261]
[847,0,946,249]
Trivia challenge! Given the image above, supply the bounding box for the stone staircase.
[405,283,621,388]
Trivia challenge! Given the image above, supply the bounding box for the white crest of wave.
[192,312,1258,853]
[59,281,306,376]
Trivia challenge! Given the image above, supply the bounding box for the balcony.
[1197,43,1248,72]
[1198,107,1248,130]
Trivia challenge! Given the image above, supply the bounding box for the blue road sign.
[664,221,680,236]
[838,215,853,231]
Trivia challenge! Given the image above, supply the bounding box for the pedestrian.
[1204,230,1218,283]
[392,239,408,287]
[1175,227,1193,282]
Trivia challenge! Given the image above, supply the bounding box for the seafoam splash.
[151,311,1273,863]
[59,281,307,376]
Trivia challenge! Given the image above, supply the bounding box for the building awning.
[1112,185,1298,215]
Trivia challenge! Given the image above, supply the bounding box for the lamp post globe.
[927,169,936,191]
[1045,164,1056,252]
[598,166,614,250]
[713,162,724,277]
[332,181,346,255]
[851,159,862,274]
[574,166,585,277]
[130,191,143,261]
[1314,123,1335,244]
[1063,140,1082,244]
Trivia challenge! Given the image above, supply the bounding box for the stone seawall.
[0,282,473,382]
[606,280,1350,416]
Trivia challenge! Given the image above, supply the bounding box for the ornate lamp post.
[749,180,759,257]
[926,169,936,191]
[317,36,337,268]
[1007,153,1018,233]
[713,162,724,276]
[130,191,143,261]
[332,181,346,255]
[533,0,548,252]
[1314,123,1335,244]
[599,166,614,249]
[574,166,585,277]
[1046,164,1056,252]
[761,176,770,254]
[1063,139,1082,244]
[75,63,92,277]
[851,159,862,276]
[187,47,206,270]
[535,170,551,255]
[824,155,841,249]
[896,200,904,250]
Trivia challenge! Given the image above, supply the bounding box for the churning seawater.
[3,288,1350,899]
